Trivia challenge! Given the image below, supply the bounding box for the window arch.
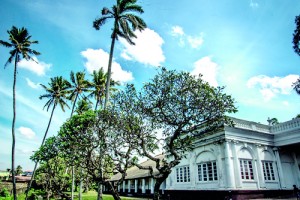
[238,147,254,180]
[260,150,276,181]
[196,151,218,182]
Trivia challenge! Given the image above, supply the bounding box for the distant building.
[109,117,300,199]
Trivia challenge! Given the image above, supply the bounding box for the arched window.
[238,148,254,180]
[260,150,276,181]
[196,151,218,182]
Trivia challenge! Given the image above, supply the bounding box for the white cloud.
[171,26,184,36]
[18,57,51,76]
[187,34,204,49]
[170,25,204,49]
[191,56,218,87]
[120,28,165,66]
[247,74,298,101]
[81,48,133,83]
[26,78,40,89]
[18,126,36,139]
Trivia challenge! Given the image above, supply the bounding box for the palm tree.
[93,0,146,108]
[75,97,93,115]
[89,68,120,110]
[89,68,107,110]
[0,26,40,200]
[68,71,91,200]
[69,71,92,116]
[25,76,71,200]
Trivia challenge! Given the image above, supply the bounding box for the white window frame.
[176,166,190,183]
[197,161,218,182]
[262,161,276,181]
[240,159,254,180]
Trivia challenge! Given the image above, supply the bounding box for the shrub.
[0,188,10,197]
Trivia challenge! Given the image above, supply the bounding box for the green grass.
[0,191,149,200]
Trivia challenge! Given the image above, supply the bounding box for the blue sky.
[0,0,300,170]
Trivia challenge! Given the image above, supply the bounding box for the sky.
[0,0,300,170]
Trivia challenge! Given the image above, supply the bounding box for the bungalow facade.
[108,117,300,199]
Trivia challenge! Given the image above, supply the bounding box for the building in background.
[109,117,300,199]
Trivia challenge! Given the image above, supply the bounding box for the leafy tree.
[15,165,23,175]
[93,0,146,108]
[292,15,300,95]
[0,26,40,200]
[268,117,279,126]
[26,76,71,200]
[31,137,71,200]
[293,15,300,56]
[112,68,237,200]
[293,78,300,95]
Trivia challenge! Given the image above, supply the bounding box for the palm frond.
[0,40,12,48]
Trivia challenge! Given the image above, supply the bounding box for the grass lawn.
[0,191,150,200]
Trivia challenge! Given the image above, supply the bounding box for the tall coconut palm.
[68,71,91,200]
[0,26,40,200]
[93,0,146,108]
[25,76,71,200]
[89,68,120,110]
[69,71,92,116]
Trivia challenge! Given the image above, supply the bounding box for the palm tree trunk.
[11,55,18,200]
[104,31,116,109]
[70,96,78,200]
[25,105,56,200]
[70,93,79,117]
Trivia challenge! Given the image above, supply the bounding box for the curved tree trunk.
[107,182,121,200]
[153,175,169,200]
[11,55,18,200]
[25,105,56,200]
[104,31,116,109]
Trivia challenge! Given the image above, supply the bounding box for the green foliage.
[293,15,300,56]
[27,189,45,200]
[15,165,23,176]
[0,188,10,197]
[293,77,300,95]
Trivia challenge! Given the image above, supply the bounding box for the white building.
[110,117,300,199]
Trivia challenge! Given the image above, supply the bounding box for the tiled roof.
[110,154,164,181]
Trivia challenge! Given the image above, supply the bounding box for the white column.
[128,180,131,193]
[217,145,225,188]
[190,152,196,189]
[150,178,154,194]
[232,142,242,188]
[122,181,126,193]
[292,152,300,186]
[224,140,235,188]
[255,145,265,188]
[134,179,138,193]
[118,184,120,192]
[142,178,145,193]
[274,147,285,189]
[253,159,261,189]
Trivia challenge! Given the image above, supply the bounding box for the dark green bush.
[0,188,10,197]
